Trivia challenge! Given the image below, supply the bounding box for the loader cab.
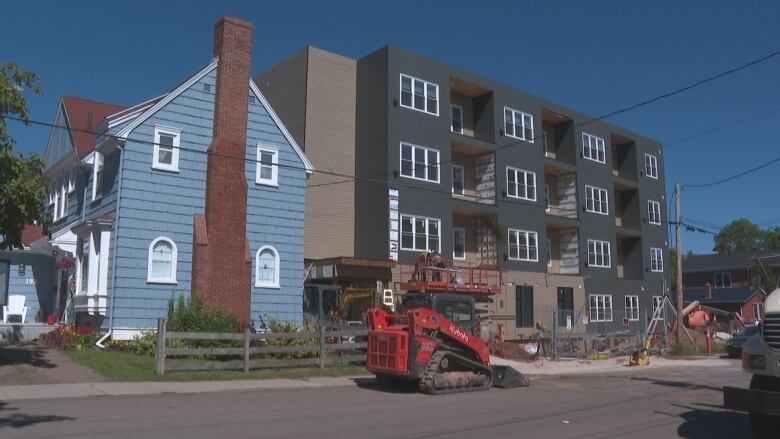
[401,293,477,336]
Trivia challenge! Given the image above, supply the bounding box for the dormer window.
[153,126,181,172]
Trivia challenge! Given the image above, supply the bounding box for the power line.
[665,106,780,148]
[579,47,780,126]
[683,153,780,189]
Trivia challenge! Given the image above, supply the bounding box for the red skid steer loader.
[366,292,529,394]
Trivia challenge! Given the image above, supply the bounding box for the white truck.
[723,288,780,439]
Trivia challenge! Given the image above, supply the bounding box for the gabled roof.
[61,96,126,159]
[672,287,761,304]
[683,250,780,272]
[114,58,314,175]
[21,224,45,247]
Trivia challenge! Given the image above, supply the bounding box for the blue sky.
[4,0,780,254]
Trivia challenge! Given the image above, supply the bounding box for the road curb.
[0,375,373,401]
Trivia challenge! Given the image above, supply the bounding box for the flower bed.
[40,325,102,350]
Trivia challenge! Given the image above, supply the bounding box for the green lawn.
[66,349,367,382]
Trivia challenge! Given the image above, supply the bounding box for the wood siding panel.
[302,48,357,259]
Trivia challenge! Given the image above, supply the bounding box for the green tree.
[0,63,49,250]
[712,218,766,254]
[763,226,780,250]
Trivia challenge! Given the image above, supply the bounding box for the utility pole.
[675,182,683,347]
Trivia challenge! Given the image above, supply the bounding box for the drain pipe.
[97,141,125,349]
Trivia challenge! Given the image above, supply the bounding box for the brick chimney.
[192,17,254,325]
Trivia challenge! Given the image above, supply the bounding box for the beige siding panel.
[303,48,357,259]
[486,271,585,339]
[256,48,308,147]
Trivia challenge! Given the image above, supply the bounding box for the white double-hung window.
[400,215,440,252]
[153,126,181,172]
[582,133,606,163]
[587,239,611,268]
[256,145,279,186]
[585,185,609,215]
[648,200,662,225]
[508,229,538,262]
[504,107,533,141]
[400,142,439,183]
[506,167,536,201]
[650,247,664,272]
[400,74,438,115]
[645,154,658,179]
[589,294,613,322]
[625,295,640,321]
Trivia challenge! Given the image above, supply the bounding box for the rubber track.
[419,350,492,395]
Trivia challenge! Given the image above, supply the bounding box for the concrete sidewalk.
[0,375,372,401]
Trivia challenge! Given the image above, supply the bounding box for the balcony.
[544,164,578,219]
[614,181,640,230]
[452,210,498,266]
[541,109,576,165]
[451,140,496,205]
[546,225,580,275]
[616,234,643,280]
[611,133,639,181]
[449,78,494,143]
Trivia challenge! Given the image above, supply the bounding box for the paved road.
[0,362,752,438]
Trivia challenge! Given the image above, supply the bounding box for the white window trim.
[146,236,178,284]
[648,200,662,225]
[256,145,279,187]
[503,106,534,142]
[451,104,463,134]
[68,168,76,193]
[587,239,612,268]
[399,73,439,116]
[91,152,104,202]
[625,295,640,321]
[453,227,466,260]
[452,164,465,195]
[400,142,440,183]
[400,214,441,252]
[585,185,609,215]
[582,132,606,164]
[645,154,659,179]
[650,247,664,272]
[506,166,537,201]
[754,302,763,321]
[508,228,539,262]
[589,294,613,322]
[152,125,181,172]
[255,245,281,289]
[715,271,732,288]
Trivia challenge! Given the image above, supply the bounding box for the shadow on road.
[0,401,74,429]
[0,345,57,368]
[627,376,722,392]
[676,404,749,438]
[352,377,421,394]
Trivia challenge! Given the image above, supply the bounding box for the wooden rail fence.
[154,318,368,375]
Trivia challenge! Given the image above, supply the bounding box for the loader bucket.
[491,365,530,388]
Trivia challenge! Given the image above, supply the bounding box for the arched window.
[255,245,280,288]
[147,237,177,284]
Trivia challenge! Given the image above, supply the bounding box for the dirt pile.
[489,341,535,362]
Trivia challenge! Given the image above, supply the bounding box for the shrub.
[167,294,240,333]
[40,325,101,350]
[127,330,158,356]
[260,314,318,360]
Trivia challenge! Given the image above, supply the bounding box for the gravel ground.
[491,354,737,376]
